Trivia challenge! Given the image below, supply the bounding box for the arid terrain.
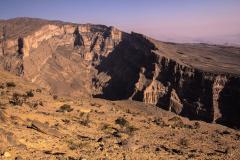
[0,70,240,160]
[0,18,240,159]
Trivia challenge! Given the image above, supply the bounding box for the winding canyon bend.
[1,18,240,128]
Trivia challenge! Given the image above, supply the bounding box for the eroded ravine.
[0,18,240,128]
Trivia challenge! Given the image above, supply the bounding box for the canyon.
[0,17,240,129]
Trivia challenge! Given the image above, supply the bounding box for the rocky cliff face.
[0,19,123,97]
[0,18,240,128]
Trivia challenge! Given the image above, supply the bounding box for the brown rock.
[27,120,64,138]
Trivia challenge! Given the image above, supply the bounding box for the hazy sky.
[0,0,240,42]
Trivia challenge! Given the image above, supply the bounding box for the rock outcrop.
[0,18,240,128]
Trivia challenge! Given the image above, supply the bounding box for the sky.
[0,0,240,43]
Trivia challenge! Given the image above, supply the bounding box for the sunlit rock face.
[1,18,240,128]
[0,19,123,97]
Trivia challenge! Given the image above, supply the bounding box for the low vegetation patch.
[53,95,58,100]
[168,116,193,129]
[115,117,129,127]
[193,122,200,129]
[77,112,91,127]
[100,123,119,135]
[153,117,168,127]
[56,104,73,112]
[0,83,5,89]
[179,137,189,147]
[6,82,16,88]
[67,139,89,150]
[26,100,43,108]
[9,92,26,106]
[124,125,138,135]
[115,117,138,135]
[26,90,34,97]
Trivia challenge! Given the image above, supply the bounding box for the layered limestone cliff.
[0,20,122,97]
[0,18,240,128]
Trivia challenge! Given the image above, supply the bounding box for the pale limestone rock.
[212,75,228,122]
[144,80,168,105]
[169,89,183,114]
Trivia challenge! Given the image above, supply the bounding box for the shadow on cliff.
[93,32,240,129]
[94,32,157,100]
[217,77,240,129]
[153,57,214,123]
[180,71,214,123]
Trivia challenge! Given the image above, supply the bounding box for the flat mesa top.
[153,40,240,76]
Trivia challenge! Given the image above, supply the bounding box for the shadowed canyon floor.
[0,70,240,160]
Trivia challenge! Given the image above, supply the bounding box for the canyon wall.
[94,32,240,128]
[0,18,240,128]
[0,21,122,97]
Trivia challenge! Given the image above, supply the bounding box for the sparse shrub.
[112,131,121,138]
[67,139,89,150]
[222,130,231,135]
[101,123,111,131]
[126,109,131,113]
[26,100,43,108]
[53,95,58,100]
[56,104,73,112]
[39,101,43,106]
[168,116,182,122]
[29,102,38,108]
[78,113,90,126]
[69,143,78,150]
[215,129,231,136]
[6,82,16,87]
[79,112,85,117]
[115,117,138,135]
[153,117,168,127]
[179,137,189,147]
[9,93,25,106]
[193,122,200,129]
[62,119,70,124]
[0,91,5,96]
[100,123,119,135]
[125,125,138,135]
[168,116,184,128]
[26,90,34,97]
[117,139,128,146]
[0,83,5,89]
[115,117,129,127]
[68,140,79,150]
[168,116,192,128]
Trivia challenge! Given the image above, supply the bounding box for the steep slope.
[0,70,240,159]
[0,18,123,97]
[0,18,240,128]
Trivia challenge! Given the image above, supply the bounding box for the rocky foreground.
[0,71,240,160]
